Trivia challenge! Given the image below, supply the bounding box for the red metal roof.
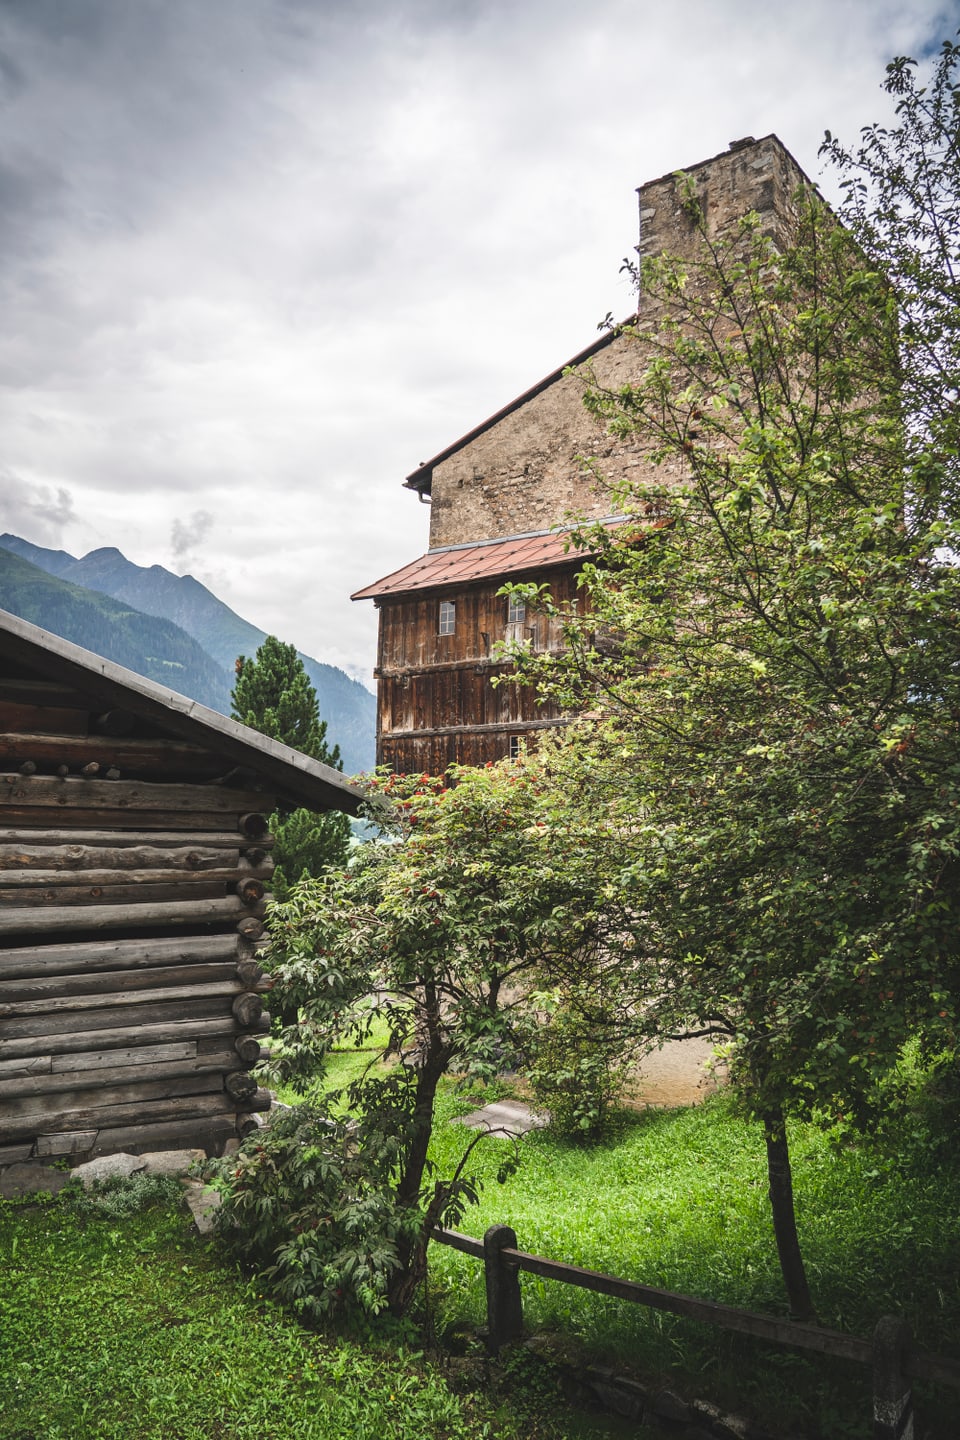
[352,523,627,601]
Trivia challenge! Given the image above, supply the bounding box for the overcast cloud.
[0,0,956,684]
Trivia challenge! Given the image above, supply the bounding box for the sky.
[0,0,956,686]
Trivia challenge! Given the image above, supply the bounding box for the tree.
[232,636,351,895]
[505,44,960,1320]
[254,759,609,1315]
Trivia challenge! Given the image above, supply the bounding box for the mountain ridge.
[0,535,375,775]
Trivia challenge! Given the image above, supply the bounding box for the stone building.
[354,135,813,773]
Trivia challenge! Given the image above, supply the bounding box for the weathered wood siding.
[374,570,582,772]
[0,663,277,1163]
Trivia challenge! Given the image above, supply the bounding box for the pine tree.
[232,636,351,896]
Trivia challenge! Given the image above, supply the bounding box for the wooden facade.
[355,531,594,773]
[0,609,361,1167]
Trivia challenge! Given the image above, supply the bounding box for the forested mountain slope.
[0,537,376,774]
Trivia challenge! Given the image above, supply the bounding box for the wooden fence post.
[484,1224,523,1352]
[873,1315,914,1440]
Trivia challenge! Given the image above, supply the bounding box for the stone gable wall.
[427,136,810,550]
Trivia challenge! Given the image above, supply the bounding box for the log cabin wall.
[0,658,282,1165]
[374,568,582,772]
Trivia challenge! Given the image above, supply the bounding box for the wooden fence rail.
[431,1223,960,1440]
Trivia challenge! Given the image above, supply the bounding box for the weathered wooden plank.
[0,1012,266,1060]
[0,844,239,872]
[0,774,270,814]
[0,895,257,938]
[3,978,245,1020]
[51,1041,198,1073]
[1,1073,225,1128]
[0,702,88,736]
[90,1113,238,1157]
[2,1090,236,1143]
[0,828,274,850]
[0,860,270,892]
[0,932,251,980]
[0,1054,53,1080]
[0,678,91,707]
[0,962,243,1003]
[0,733,224,777]
[0,879,230,906]
[2,1056,238,1101]
[0,1142,34,1164]
[1,992,237,1040]
[0,808,266,832]
[35,1130,98,1157]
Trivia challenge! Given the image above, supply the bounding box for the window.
[508,735,522,761]
[438,600,456,636]
[507,595,526,626]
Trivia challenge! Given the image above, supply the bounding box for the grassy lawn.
[0,1177,641,1440]
[16,1040,954,1440]
[423,1085,960,1438]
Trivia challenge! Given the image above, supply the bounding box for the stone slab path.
[455,1099,548,1138]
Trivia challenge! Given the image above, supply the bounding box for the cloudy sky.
[0,0,956,684]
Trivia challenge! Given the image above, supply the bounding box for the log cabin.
[354,135,813,773]
[0,607,362,1169]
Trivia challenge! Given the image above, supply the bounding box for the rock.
[455,1099,549,1138]
[0,1162,73,1199]
[180,1177,222,1235]
[651,1388,694,1424]
[139,1149,205,1177]
[71,1153,146,1189]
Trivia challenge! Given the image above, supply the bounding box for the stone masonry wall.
[427,135,811,550]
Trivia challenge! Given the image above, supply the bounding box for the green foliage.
[71,1171,185,1219]
[211,1076,495,1323]
[526,996,626,1142]
[505,43,960,1133]
[261,759,606,1308]
[231,634,350,894]
[233,634,341,764]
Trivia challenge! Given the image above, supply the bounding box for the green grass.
[424,1086,960,1438]
[0,1180,639,1440]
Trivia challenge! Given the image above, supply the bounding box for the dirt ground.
[625,1037,726,1108]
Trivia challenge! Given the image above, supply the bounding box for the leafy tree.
[232,636,350,895]
[258,759,608,1315]
[505,43,960,1320]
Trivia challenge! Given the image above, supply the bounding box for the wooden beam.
[0,894,260,938]
[0,932,253,980]
[0,1013,265,1061]
[0,843,242,872]
[0,774,269,814]
[0,962,247,1004]
[0,733,223,777]
[0,827,275,849]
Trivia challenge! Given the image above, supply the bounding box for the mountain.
[0,536,376,775]
[0,547,233,712]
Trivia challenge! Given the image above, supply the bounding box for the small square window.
[508,735,522,760]
[438,600,456,635]
[507,596,526,625]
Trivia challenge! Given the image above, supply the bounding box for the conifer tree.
[232,636,350,895]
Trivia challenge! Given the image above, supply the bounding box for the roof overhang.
[351,518,638,602]
[0,608,365,814]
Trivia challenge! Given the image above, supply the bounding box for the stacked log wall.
[0,673,282,1163]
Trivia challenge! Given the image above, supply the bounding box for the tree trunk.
[764,1106,817,1322]
[388,984,449,1316]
